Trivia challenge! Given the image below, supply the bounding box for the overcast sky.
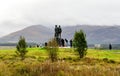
[0,0,120,37]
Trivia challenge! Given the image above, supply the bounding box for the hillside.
[62,25,120,44]
[0,25,120,44]
[0,25,53,43]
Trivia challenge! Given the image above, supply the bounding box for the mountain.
[62,25,120,44]
[0,25,120,44]
[0,25,53,43]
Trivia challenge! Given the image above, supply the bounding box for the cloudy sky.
[0,0,120,37]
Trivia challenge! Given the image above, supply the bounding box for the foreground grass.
[0,47,120,76]
[0,60,120,76]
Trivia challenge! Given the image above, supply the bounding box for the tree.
[47,38,58,62]
[73,30,88,58]
[16,36,28,60]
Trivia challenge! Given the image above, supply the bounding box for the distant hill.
[62,25,120,44]
[0,25,53,43]
[0,25,120,44]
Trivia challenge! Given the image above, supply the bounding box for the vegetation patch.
[0,48,119,76]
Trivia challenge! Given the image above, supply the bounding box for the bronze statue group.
[54,25,112,49]
[54,25,72,47]
[54,25,62,46]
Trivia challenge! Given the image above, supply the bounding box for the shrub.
[73,30,88,58]
[108,59,116,63]
[16,36,28,60]
[47,38,59,62]
[103,58,109,62]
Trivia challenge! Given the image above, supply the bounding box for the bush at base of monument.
[16,36,28,60]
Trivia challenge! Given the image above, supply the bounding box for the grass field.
[0,47,120,76]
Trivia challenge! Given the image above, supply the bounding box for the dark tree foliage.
[73,30,88,58]
[16,36,28,60]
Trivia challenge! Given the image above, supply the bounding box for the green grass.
[0,47,120,76]
[0,47,120,61]
[87,49,120,61]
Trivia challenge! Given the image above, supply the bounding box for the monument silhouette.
[54,25,62,46]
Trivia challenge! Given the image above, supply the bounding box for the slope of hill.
[0,25,53,43]
[0,25,120,44]
[62,25,120,44]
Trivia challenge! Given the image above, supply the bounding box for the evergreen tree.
[16,36,28,60]
[73,30,88,58]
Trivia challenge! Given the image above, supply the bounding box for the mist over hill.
[0,25,120,44]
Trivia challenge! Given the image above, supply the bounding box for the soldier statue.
[55,25,59,39]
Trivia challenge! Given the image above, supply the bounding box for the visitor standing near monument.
[109,43,112,50]
[70,39,73,48]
